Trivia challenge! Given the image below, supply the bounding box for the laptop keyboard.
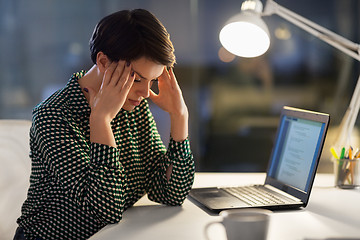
[223,185,297,206]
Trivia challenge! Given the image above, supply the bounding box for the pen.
[338,147,346,171]
[340,147,345,159]
[349,146,353,160]
[355,149,360,159]
[330,147,339,159]
[349,146,354,184]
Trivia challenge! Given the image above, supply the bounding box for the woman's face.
[122,57,164,111]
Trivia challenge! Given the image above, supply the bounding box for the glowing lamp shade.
[219,12,270,58]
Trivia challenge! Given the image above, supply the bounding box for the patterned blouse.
[17,71,195,240]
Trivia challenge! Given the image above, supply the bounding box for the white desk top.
[90,173,360,240]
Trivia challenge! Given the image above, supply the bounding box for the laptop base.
[189,187,304,213]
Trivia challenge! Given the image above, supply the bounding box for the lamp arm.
[263,0,360,61]
[336,74,360,147]
[262,0,360,147]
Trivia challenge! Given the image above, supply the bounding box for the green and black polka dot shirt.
[17,71,195,240]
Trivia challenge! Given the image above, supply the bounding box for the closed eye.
[134,78,156,83]
[133,73,142,82]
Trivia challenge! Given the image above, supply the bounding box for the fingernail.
[83,88,89,93]
[126,61,131,67]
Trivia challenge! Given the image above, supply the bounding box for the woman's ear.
[96,52,110,73]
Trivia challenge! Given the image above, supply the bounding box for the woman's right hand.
[86,61,134,147]
[88,61,135,123]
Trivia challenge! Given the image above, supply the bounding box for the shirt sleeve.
[32,106,126,224]
[142,106,195,206]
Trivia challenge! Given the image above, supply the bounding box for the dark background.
[1,0,359,173]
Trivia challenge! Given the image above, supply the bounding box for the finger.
[115,61,132,89]
[159,67,178,91]
[158,66,168,78]
[149,89,158,101]
[103,62,118,86]
[168,68,179,88]
[149,89,163,107]
[119,69,135,94]
[109,61,126,87]
[158,67,171,88]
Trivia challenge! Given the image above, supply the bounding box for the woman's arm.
[33,61,136,224]
[149,68,191,181]
[147,135,195,206]
[32,107,126,224]
[87,61,134,147]
[139,100,195,206]
[150,67,189,142]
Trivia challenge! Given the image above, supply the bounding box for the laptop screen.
[268,115,326,191]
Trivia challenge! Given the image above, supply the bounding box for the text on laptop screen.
[268,116,326,191]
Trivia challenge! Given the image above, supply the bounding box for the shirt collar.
[66,70,91,117]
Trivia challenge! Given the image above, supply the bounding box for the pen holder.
[334,158,360,189]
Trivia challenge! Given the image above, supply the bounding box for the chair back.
[0,120,32,240]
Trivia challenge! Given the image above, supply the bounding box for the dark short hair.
[89,9,176,67]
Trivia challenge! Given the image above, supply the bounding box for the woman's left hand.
[149,67,189,142]
[149,67,188,118]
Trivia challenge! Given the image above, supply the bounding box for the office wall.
[1,0,359,172]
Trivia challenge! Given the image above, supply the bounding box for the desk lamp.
[220,0,360,148]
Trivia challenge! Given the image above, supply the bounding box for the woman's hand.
[88,61,135,123]
[149,67,189,142]
[150,68,188,117]
[86,61,134,147]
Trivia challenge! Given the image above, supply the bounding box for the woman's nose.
[138,82,151,98]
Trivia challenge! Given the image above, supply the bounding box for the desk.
[90,173,360,240]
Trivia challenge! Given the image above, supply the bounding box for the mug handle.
[204,221,223,240]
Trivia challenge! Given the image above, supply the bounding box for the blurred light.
[241,0,262,12]
[69,42,83,56]
[218,47,236,62]
[274,25,291,40]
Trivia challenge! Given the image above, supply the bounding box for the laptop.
[189,106,330,212]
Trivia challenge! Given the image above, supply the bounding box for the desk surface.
[91,173,360,240]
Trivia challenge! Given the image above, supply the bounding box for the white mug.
[204,209,272,240]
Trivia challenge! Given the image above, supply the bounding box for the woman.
[15,9,195,240]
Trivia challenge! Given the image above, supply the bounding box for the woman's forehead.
[131,57,164,80]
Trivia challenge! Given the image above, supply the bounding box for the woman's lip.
[129,99,141,106]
